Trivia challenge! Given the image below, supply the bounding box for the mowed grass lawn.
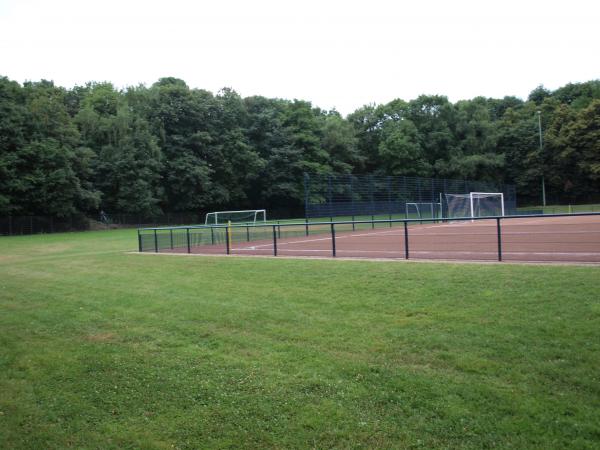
[1,230,599,449]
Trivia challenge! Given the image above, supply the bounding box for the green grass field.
[1,230,600,449]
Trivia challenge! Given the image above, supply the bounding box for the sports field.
[148,214,600,263]
[1,229,600,449]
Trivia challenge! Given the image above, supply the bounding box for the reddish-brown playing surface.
[166,215,600,263]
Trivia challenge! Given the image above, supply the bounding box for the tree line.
[0,76,598,219]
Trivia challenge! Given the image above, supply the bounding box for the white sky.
[1,0,599,115]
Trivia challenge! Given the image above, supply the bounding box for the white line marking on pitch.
[242,228,402,249]
[231,247,600,257]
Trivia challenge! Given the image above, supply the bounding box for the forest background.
[1,76,598,219]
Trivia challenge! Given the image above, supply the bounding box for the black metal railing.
[0,213,208,236]
[137,212,600,263]
[0,215,90,235]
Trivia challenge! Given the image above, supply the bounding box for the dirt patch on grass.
[37,244,73,254]
[85,332,116,342]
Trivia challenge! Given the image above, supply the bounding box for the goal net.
[405,202,442,220]
[205,209,267,225]
[444,193,504,219]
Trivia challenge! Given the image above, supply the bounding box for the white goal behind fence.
[405,202,442,220]
[445,193,504,219]
[205,209,267,225]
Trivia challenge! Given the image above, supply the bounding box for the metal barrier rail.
[137,212,600,262]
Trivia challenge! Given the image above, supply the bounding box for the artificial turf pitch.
[1,229,599,449]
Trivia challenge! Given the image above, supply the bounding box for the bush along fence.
[0,215,90,236]
[0,213,207,236]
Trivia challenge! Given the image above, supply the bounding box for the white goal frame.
[444,192,505,219]
[405,202,442,220]
[469,192,505,217]
[205,209,267,225]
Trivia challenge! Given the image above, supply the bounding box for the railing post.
[154,229,158,253]
[225,225,230,255]
[497,217,502,262]
[272,225,278,256]
[331,223,336,257]
[404,221,409,259]
[186,228,191,253]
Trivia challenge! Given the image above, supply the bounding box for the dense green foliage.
[1,230,599,448]
[1,76,599,217]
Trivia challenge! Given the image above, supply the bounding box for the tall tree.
[320,112,362,173]
[378,119,430,176]
[557,99,600,201]
[1,80,100,216]
[407,95,457,172]
[440,98,503,181]
[75,83,160,214]
[145,78,217,211]
[0,77,27,214]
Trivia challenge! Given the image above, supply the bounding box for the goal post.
[205,209,267,225]
[445,193,504,219]
[470,192,504,217]
[405,202,442,220]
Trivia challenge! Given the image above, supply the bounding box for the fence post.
[278,224,281,239]
[497,218,502,262]
[8,216,12,236]
[210,227,214,245]
[331,223,336,257]
[154,229,158,253]
[272,225,278,256]
[138,230,142,252]
[404,221,409,259]
[246,225,250,242]
[352,215,355,231]
[371,215,375,229]
[225,225,230,255]
[170,229,174,249]
[305,218,309,236]
[187,228,191,253]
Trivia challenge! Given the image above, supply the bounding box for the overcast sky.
[1,0,598,115]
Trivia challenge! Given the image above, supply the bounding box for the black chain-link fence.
[303,173,518,218]
[0,213,206,236]
[0,216,90,236]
